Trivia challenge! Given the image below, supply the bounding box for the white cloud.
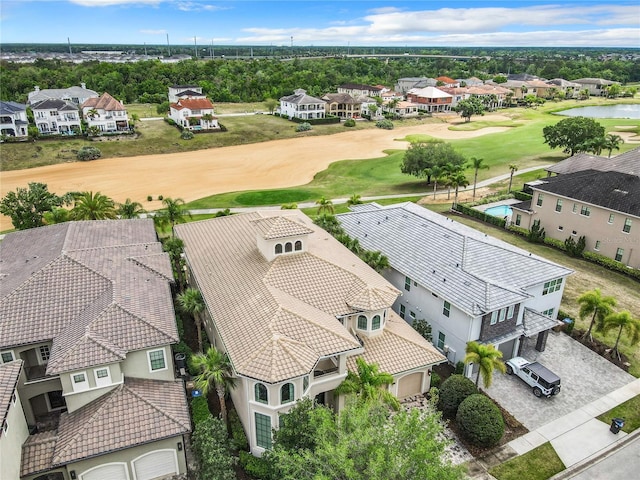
[70,0,161,6]
[140,29,166,34]
[176,1,229,12]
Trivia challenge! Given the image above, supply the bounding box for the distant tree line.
[1,53,638,104]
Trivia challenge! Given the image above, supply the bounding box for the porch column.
[535,330,549,352]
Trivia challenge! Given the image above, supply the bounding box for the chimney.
[81,82,86,89]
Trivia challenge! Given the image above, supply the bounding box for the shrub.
[296,122,312,132]
[229,409,249,451]
[437,374,478,418]
[412,318,433,342]
[181,130,194,140]
[454,361,465,375]
[431,372,442,389]
[147,195,153,201]
[564,235,586,257]
[513,191,533,201]
[583,252,640,280]
[239,451,271,479]
[544,237,565,250]
[164,117,176,126]
[344,118,356,127]
[191,396,211,425]
[508,225,529,237]
[375,119,394,130]
[192,415,235,480]
[456,394,504,447]
[453,204,506,228]
[77,146,102,161]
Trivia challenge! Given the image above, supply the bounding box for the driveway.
[485,331,635,431]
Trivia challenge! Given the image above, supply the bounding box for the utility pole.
[166,33,171,57]
[67,37,72,55]
[194,36,198,58]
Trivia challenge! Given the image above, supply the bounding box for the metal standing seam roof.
[337,203,573,316]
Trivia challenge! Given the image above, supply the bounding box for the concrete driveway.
[485,331,635,431]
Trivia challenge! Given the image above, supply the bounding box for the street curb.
[549,427,640,480]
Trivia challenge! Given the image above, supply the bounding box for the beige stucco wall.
[61,363,122,413]
[0,390,30,480]
[121,347,175,381]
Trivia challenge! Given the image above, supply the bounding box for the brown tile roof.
[170,97,214,111]
[175,211,405,383]
[321,93,360,104]
[251,215,314,240]
[20,378,190,474]
[347,313,446,375]
[0,220,178,374]
[436,76,456,84]
[81,92,126,111]
[1,360,22,430]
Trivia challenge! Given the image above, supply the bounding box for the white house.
[572,78,619,96]
[337,83,383,97]
[168,84,205,103]
[338,203,573,377]
[81,92,130,133]
[30,99,82,135]
[169,97,219,131]
[279,89,326,120]
[27,84,98,106]
[0,101,29,138]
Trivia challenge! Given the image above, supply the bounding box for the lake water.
[556,104,640,119]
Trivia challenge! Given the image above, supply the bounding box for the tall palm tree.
[578,289,617,340]
[604,134,623,158]
[154,197,191,236]
[335,357,399,410]
[177,288,206,352]
[601,311,640,360]
[116,198,146,219]
[70,191,117,220]
[449,171,469,208]
[464,341,506,388]
[471,157,489,201]
[425,165,445,200]
[190,346,236,428]
[346,194,362,207]
[316,196,334,215]
[442,163,461,200]
[507,164,519,193]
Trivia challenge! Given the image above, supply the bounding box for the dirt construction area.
[0,115,511,231]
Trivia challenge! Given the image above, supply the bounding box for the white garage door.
[132,450,178,480]
[80,463,128,480]
[397,372,423,398]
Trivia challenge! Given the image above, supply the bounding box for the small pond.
[556,104,640,119]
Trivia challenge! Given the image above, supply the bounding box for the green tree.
[334,233,362,254]
[191,415,236,480]
[604,133,623,158]
[471,157,489,201]
[335,357,399,410]
[86,108,98,119]
[313,213,344,236]
[70,191,117,220]
[449,171,469,208]
[543,117,605,155]
[463,341,506,388]
[162,237,185,291]
[0,182,69,230]
[582,136,608,155]
[271,397,333,452]
[401,142,465,183]
[315,196,334,215]
[426,165,445,200]
[601,311,640,360]
[577,288,616,340]
[190,346,236,428]
[453,96,485,122]
[606,83,622,98]
[116,198,146,219]
[264,98,278,114]
[508,163,519,193]
[367,103,379,118]
[178,288,206,352]
[346,193,362,206]
[43,207,70,225]
[153,197,192,236]
[359,249,390,273]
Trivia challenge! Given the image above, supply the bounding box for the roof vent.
[613,189,628,194]
[443,278,446,282]
[464,281,471,286]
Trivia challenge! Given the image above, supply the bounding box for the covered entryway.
[132,449,178,480]
[397,372,423,398]
[79,463,128,480]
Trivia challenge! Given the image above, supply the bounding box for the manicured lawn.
[597,395,640,433]
[489,442,565,480]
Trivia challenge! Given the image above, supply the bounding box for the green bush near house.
[375,119,394,130]
[190,396,211,425]
[437,374,478,418]
[489,442,565,480]
[239,451,272,479]
[296,122,312,132]
[344,118,356,127]
[181,130,194,140]
[456,394,504,447]
[76,146,102,161]
[229,409,249,451]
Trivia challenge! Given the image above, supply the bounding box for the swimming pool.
[485,205,513,217]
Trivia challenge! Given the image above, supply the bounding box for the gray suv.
[505,357,561,398]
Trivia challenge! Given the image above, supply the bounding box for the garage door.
[80,463,128,480]
[397,372,423,398]
[132,450,178,480]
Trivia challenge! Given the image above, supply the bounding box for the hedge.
[513,191,533,201]
[583,251,640,280]
[191,396,211,425]
[239,451,271,479]
[456,394,504,447]
[289,116,340,125]
[437,374,478,418]
[453,204,507,228]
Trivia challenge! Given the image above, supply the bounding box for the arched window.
[294,240,302,251]
[255,383,268,404]
[357,315,367,330]
[275,244,283,255]
[372,315,381,330]
[280,383,294,404]
[285,242,293,253]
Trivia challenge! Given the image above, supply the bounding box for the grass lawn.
[597,395,640,433]
[489,442,565,480]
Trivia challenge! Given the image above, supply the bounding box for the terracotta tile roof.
[436,76,456,84]
[81,92,125,111]
[251,215,314,240]
[0,220,178,374]
[347,313,446,375]
[170,97,214,111]
[1,360,22,431]
[21,430,58,476]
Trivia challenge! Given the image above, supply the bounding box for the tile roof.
[407,86,452,98]
[546,147,640,176]
[523,308,561,337]
[30,99,79,111]
[1,360,22,431]
[436,76,457,84]
[0,100,27,114]
[339,83,382,92]
[279,89,326,105]
[27,85,98,105]
[0,220,178,373]
[176,89,204,97]
[251,215,314,240]
[321,93,360,104]
[572,77,617,85]
[338,203,572,316]
[533,169,640,217]
[20,378,190,474]
[81,92,126,111]
[171,97,215,111]
[175,211,407,383]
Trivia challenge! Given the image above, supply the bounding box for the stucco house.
[395,77,437,94]
[572,78,618,96]
[81,92,130,133]
[1,361,30,480]
[27,84,98,107]
[169,97,219,131]
[338,203,573,377]
[321,93,362,118]
[0,219,190,480]
[30,99,82,135]
[406,86,453,113]
[278,89,326,120]
[337,83,382,97]
[168,85,205,103]
[435,76,459,88]
[0,101,29,138]
[175,211,445,455]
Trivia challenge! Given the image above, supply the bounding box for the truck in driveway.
[505,357,561,398]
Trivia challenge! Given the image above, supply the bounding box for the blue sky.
[1,1,639,47]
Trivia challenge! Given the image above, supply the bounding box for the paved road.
[568,434,640,480]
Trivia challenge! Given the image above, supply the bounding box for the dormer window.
[275,244,283,255]
[295,240,302,251]
[357,315,367,330]
[285,242,293,253]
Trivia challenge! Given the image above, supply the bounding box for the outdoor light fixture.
[70,471,77,479]
[177,441,183,451]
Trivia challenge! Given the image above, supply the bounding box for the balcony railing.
[313,366,339,378]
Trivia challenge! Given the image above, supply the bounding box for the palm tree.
[190,346,236,428]
[116,198,146,219]
[154,197,191,236]
[577,289,616,340]
[471,157,489,201]
[335,357,399,410]
[601,311,640,360]
[87,108,99,119]
[449,171,469,208]
[346,194,362,207]
[604,134,623,158]
[359,250,390,273]
[464,341,506,388]
[582,136,608,156]
[442,163,462,200]
[316,196,334,215]
[70,191,117,220]
[425,165,445,200]
[507,164,519,193]
[177,288,206,352]
[43,207,70,225]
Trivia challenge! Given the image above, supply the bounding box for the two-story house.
[279,89,326,120]
[0,101,29,138]
[337,83,383,98]
[169,97,219,131]
[30,99,82,135]
[338,203,573,377]
[1,361,30,480]
[168,85,205,103]
[321,93,362,119]
[27,84,98,107]
[0,219,190,480]
[406,86,453,113]
[81,92,130,133]
[395,77,437,94]
[572,78,618,96]
[175,211,445,456]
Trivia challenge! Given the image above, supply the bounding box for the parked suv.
[505,357,561,398]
